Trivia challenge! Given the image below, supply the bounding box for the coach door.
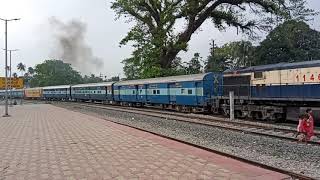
[134,85,139,102]
[169,83,176,103]
[137,85,146,102]
[118,86,122,101]
[195,82,202,104]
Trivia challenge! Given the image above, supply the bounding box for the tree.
[110,76,120,82]
[83,74,103,83]
[23,73,32,88]
[255,20,320,65]
[27,67,35,76]
[17,62,26,76]
[29,60,83,87]
[112,0,316,78]
[12,73,18,78]
[205,41,254,72]
[187,53,202,74]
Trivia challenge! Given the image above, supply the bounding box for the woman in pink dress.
[306,109,314,139]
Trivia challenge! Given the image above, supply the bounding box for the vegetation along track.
[55,101,316,180]
[55,101,320,145]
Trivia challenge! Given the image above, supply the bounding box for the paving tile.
[0,104,290,179]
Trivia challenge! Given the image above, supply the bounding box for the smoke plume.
[49,17,104,74]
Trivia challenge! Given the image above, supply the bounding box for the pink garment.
[308,114,314,137]
[297,119,303,132]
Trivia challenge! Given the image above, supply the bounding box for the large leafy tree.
[205,40,255,72]
[112,0,315,78]
[30,60,83,87]
[255,20,320,65]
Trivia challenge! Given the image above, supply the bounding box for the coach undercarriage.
[214,97,320,122]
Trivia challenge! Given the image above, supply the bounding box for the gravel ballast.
[55,103,320,179]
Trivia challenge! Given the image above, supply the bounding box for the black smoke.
[49,17,104,74]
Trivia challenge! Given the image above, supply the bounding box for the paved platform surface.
[0,104,290,180]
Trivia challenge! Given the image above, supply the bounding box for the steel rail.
[62,101,320,145]
[57,102,315,180]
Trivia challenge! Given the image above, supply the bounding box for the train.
[0,60,319,122]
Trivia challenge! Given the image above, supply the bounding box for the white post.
[229,91,234,120]
[4,20,9,116]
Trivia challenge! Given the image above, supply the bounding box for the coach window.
[254,72,263,79]
[157,90,160,94]
[181,89,185,94]
[188,89,192,95]
[153,90,156,94]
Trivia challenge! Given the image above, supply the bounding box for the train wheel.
[176,106,182,112]
[251,111,263,120]
[235,111,242,118]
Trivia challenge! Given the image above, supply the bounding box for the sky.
[0,0,319,78]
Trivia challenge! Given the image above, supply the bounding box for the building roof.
[114,73,212,86]
[71,82,114,88]
[224,60,320,74]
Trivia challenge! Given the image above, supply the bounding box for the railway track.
[57,101,320,146]
[55,101,316,180]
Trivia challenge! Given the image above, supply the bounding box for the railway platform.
[0,104,291,179]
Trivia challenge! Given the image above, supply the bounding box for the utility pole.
[229,91,234,120]
[9,49,19,106]
[3,49,19,106]
[0,18,20,117]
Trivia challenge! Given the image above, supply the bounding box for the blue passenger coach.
[71,82,114,102]
[11,89,24,99]
[0,89,24,99]
[113,73,222,112]
[43,85,71,100]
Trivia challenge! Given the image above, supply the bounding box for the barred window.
[254,72,263,79]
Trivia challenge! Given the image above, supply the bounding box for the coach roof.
[43,85,71,90]
[224,60,320,74]
[71,82,114,88]
[114,73,212,86]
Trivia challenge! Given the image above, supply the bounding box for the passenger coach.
[24,87,43,100]
[43,85,71,100]
[11,89,24,99]
[113,73,222,112]
[71,82,114,102]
